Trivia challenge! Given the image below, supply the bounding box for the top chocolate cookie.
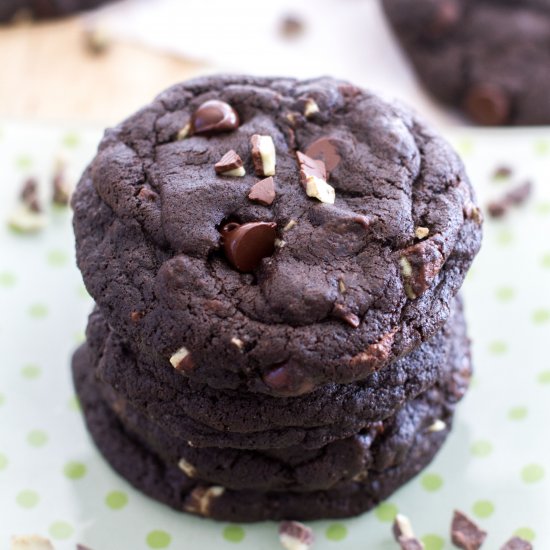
[383,0,550,125]
[72,75,482,396]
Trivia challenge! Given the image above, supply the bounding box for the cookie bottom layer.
[73,345,455,522]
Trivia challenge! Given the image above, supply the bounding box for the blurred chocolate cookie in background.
[0,0,114,22]
[383,0,550,125]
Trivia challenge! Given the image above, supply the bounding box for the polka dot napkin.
[0,121,548,549]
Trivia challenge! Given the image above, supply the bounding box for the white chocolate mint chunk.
[8,205,47,234]
[221,166,246,177]
[11,535,55,550]
[251,135,276,176]
[169,346,190,369]
[305,175,335,204]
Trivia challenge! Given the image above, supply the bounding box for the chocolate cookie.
[383,0,550,125]
[88,297,470,449]
[0,0,113,21]
[73,344,458,520]
[72,75,482,396]
[101,378,462,493]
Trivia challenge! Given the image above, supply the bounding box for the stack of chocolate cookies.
[71,75,482,521]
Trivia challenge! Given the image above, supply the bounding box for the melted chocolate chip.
[263,364,314,397]
[464,84,511,126]
[220,221,277,272]
[305,137,343,175]
[191,100,239,135]
[248,177,276,206]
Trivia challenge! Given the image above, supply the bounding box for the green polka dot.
[534,139,549,155]
[49,521,74,540]
[514,527,535,542]
[47,249,69,267]
[374,502,398,522]
[223,525,245,543]
[421,473,443,492]
[496,287,515,302]
[0,272,16,288]
[471,440,493,457]
[496,229,513,246]
[473,500,494,518]
[489,341,507,355]
[77,284,90,299]
[106,491,128,510]
[21,364,41,380]
[537,370,550,385]
[542,253,550,268]
[537,202,550,215]
[146,530,171,549]
[68,395,81,412]
[532,309,550,325]
[16,489,39,509]
[16,155,33,170]
[421,534,445,550]
[74,331,86,344]
[0,394,4,407]
[521,464,544,484]
[27,430,48,447]
[457,139,474,156]
[64,461,86,480]
[0,454,8,470]
[28,304,48,319]
[62,132,80,148]
[508,406,528,420]
[325,523,348,541]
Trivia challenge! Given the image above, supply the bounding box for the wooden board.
[0,16,204,125]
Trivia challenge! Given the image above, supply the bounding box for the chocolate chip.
[220,221,277,272]
[349,328,397,373]
[493,165,513,180]
[305,137,343,175]
[191,99,239,135]
[279,15,306,39]
[392,514,424,550]
[487,181,532,218]
[464,84,511,126]
[263,364,314,397]
[83,26,111,56]
[137,187,158,202]
[451,510,487,550]
[215,150,245,177]
[296,151,335,204]
[248,177,276,206]
[429,0,461,37]
[400,239,445,299]
[279,521,314,550]
[52,170,72,206]
[499,537,533,550]
[130,310,144,322]
[20,177,41,213]
[332,303,360,328]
